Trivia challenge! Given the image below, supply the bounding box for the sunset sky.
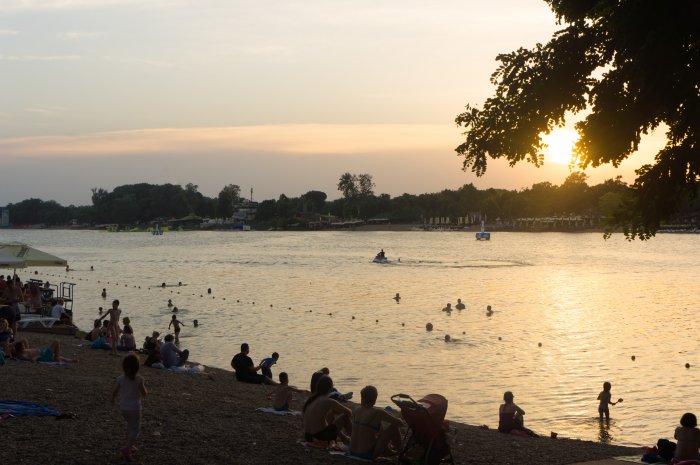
[0,0,662,206]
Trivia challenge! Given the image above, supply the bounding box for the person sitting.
[12,338,75,362]
[51,299,72,325]
[231,343,277,385]
[310,367,352,400]
[303,375,352,445]
[498,391,538,437]
[159,334,189,368]
[119,325,137,351]
[0,318,13,354]
[85,319,102,341]
[272,372,303,412]
[674,412,700,462]
[455,299,465,310]
[349,385,403,460]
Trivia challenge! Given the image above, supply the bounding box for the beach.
[3,332,640,465]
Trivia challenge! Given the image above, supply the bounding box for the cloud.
[0,28,19,35]
[60,31,101,40]
[0,54,81,61]
[0,0,187,11]
[101,56,174,68]
[0,124,456,158]
[24,106,66,116]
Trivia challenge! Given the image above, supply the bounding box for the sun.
[542,129,579,165]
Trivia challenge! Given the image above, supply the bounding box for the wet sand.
[3,332,639,465]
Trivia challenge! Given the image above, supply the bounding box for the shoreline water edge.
[3,332,640,465]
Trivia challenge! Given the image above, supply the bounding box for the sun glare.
[542,129,579,165]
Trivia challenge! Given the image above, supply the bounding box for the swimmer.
[393,293,401,303]
[178,282,182,286]
[426,322,433,331]
[161,282,166,288]
[101,288,107,298]
[455,299,465,310]
[193,319,198,327]
[486,305,493,316]
[98,306,103,315]
[90,265,94,271]
[442,303,452,312]
[444,334,451,342]
[172,306,178,313]
[207,288,212,294]
[167,299,173,308]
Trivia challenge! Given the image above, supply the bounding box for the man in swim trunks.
[303,375,352,444]
[231,343,277,385]
[349,385,403,460]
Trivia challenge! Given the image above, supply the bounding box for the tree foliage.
[455,0,700,239]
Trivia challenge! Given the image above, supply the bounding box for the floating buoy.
[462,331,466,335]
[498,337,502,340]
[270,304,273,307]
[375,319,379,323]
[288,307,291,310]
[401,322,405,326]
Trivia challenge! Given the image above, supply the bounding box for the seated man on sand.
[11,338,75,363]
[231,343,277,385]
[159,334,189,368]
[498,391,538,437]
[349,385,403,460]
[303,375,352,445]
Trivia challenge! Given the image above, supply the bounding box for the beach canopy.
[0,243,67,267]
[0,253,26,269]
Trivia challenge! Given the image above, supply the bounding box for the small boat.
[475,221,490,241]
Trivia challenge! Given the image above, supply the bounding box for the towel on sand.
[0,400,60,417]
[256,407,302,416]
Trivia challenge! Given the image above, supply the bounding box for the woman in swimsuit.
[303,376,352,444]
[349,385,402,460]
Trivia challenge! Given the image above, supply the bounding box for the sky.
[0,0,663,206]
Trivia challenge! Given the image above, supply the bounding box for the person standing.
[99,300,122,356]
[111,354,147,462]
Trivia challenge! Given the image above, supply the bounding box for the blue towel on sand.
[0,400,60,417]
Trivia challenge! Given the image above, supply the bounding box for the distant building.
[0,207,9,227]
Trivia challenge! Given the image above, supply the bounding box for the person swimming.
[393,293,401,303]
[442,303,452,312]
[455,299,465,310]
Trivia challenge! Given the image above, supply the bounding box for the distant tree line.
[4,172,699,230]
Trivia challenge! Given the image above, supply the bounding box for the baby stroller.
[391,393,455,465]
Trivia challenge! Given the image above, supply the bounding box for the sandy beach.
[1,332,641,465]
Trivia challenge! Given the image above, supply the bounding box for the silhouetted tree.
[456,0,700,239]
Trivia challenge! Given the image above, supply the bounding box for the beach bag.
[656,438,676,460]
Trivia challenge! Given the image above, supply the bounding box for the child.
[597,382,623,420]
[674,412,700,461]
[86,319,101,341]
[260,352,279,379]
[111,354,147,462]
[168,314,185,338]
[99,300,122,356]
[272,372,302,411]
[119,325,137,351]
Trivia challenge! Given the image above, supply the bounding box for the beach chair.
[391,393,455,465]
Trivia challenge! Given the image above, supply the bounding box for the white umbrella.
[0,253,26,269]
[0,243,67,267]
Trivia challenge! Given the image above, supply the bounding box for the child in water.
[597,382,623,420]
[168,314,185,337]
[111,354,147,462]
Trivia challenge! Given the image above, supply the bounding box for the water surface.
[2,229,698,446]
